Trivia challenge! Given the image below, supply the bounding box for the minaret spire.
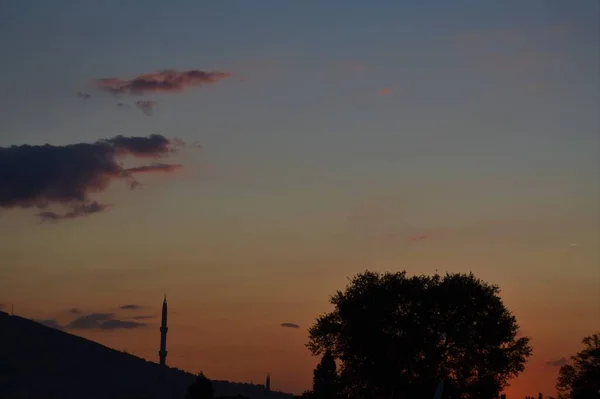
[265,373,271,391]
[159,295,168,367]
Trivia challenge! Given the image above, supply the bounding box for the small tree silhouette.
[186,371,214,399]
[313,350,339,399]
[556,332,600,399]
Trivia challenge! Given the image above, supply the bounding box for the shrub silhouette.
[186,372,214,399]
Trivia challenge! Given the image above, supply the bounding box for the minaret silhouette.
[265,373,270,391]
[159,295,168,367]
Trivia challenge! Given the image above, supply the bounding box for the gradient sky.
[1,1,599,396]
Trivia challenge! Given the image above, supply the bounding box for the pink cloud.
[408,234,429,243]
[377,88,393,96]
[95,69,232,96]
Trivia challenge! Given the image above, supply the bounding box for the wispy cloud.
[66,313,146,330]
[135,100,157,116]
[37,201,112,222]
[131,315,155,320]
[280,322,300,329]
[408,234,429,243]
[100,319,147,330]
[77,91,91,100]
[125,163,183,174]
[95,69,232,96]
[0,135,185,221]
[376,88,393,96]
[546,357,569,367]
[33,313,146,331]
[120,304,142,310]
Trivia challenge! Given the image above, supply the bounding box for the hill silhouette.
[0,311,293,399]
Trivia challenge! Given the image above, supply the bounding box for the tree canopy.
[556,332,600,399]
[307,270,532,399]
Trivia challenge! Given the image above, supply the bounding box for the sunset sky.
[0,1,598,397]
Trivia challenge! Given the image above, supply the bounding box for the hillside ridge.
[0,311,294,399]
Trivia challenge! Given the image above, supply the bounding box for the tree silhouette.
[186,372,214,399]
[313,350,340,399]
[556,332,600,399]
[307,270,532,399]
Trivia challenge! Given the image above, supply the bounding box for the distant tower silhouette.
[265,373,270,391]
[159,295,168,367]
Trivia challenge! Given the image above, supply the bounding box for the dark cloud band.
[0,135,185,221]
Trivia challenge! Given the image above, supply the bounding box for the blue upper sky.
[1,0,598,227]
[1,0,598,235]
